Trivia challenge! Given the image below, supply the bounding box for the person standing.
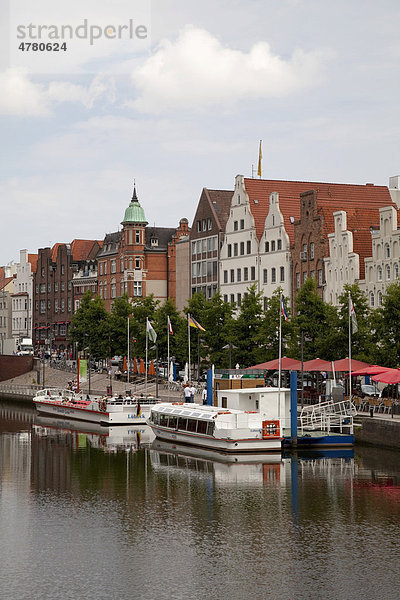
[202,387,207,405]
[190,383,196,403]
[184,383,192,403]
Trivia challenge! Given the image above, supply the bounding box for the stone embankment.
[355,414,400,450]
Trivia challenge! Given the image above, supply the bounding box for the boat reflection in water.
[34,415,155,453]
[150,439,290,486]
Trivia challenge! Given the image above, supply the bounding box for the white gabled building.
[219,175,302,308]
[360,205,400,308]
[11,249,37,342]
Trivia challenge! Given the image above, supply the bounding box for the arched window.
[370,291,375,307]
[377,266,382,282]
[377,291,382,306]
[394,263,399,279]
[386,265,390,281]
[385,243,390,258]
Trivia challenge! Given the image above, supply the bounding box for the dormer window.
[151,238,158,247]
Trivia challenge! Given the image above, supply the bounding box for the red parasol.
[351,365,391,376]
[249,356,301,370]
[122,356,127,372]
[372,369,400,384]
[333,358,370,372]
[139,358,145,374]
[301,358,332,372]
[148,360,156,376]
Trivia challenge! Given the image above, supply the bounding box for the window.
[99,262,103,275]
[237,268,241,282]
[310,242,315,260]
[244,267,248,281]
[104,262,107,275]
[111,260,116,273]
[135,257,141,269]
[265,241,269,253]
[197,221,201,232]
[318,269,323,286]
[247,241,251,254]
[234,221,238,231]
[385,243,390,258]
[68,298,72,312]
[103,284,107,299]
[240,241,244,255]
[271,240,276,251]
[230,294,235,304]
[234,243,238,256]
[61,299,65,312]
[207,218,212,230]
[303,272,308,282]
[237,293,242,306]
[386,265,390,281]
[394,263,399,279]
[271,268,276,283]
[280,266,285,282]
[111,282,116,298]
[223,270,228,283]
[55,299,58,312]
[377,266,382,282]
[41,267,45,276]
[251,266,255,280]
[277,239,282,250]
[377,291,382,306]
[40,283,45,293]
[310,270,315,280]
[48,283,51,292]
[263,269,268,284]
[296,273,300,289]
[230,269,234,283]
[40,300,46,314]
[227,244,232,257]
[202,219,207,232]
[68,281,72,291]
[61,282,65,291]
[61,265,65,275]
[134,281,142,296]
[240,219,244,229]
[223,294,228,303]
[136,230,141,243]
[60,324,66,337]
[370,291,375,307]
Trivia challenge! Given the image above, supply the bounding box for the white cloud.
[130,26,332,113]
[47,74,116,109]
[0,68,50,116]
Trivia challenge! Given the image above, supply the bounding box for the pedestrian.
[190,383,196,403]
[202,388,207,405]
[184,383,192,403]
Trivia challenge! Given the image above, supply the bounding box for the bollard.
[369,406,374,417]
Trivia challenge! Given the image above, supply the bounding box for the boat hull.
[34,400,150,426]
[149,424,282,452]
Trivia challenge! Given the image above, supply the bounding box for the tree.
[371,281,400,366]
[233,284,264,367]
[153,298,185,363]
[291,278,327,360]
[256,288,293,362]
[200,290,235,368]
[69,291,110,359]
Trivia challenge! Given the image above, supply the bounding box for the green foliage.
[256,288,293,362]
[233,284,264,367]
[69,291,110,359]
[370,281,400,367]
[290,278,326,360]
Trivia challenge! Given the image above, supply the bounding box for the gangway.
[298,398,356,435]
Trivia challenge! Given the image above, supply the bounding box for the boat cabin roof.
[152,403,244,422]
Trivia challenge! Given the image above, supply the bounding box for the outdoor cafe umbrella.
[169,360,174,383]
[372,368,400,385]
[301,358,332,372]
[148,359,156,376]
[139,358,145,374]
[122,356,127,372]
[333,358,370,372]
[249,357,301,370]
[351,365,391,376]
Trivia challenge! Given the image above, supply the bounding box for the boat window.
[172,409,182,414]
[192,412,201,417]
[163,407,173,413]
[182,410,191,416]
[187,419,198,432]
[159,414,169,427]
[221,397,227,408]
[206,422,215,436]
[202,414,212,419]
[177,417,188,430]
[168,416,178,429]
[197,420,208,435]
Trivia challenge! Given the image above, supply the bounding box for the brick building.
[33,240,101,354]
[292,183,395,306]
[96,186,190,311]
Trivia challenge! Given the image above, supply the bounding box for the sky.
[1,0,400,265]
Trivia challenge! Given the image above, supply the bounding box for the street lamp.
[222,343,237,370]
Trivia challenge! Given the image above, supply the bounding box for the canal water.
[1,400,399,600]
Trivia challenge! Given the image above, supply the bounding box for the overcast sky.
[1,0,400,265]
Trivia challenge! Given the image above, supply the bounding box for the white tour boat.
[33,388,158,425]
[148,402,283,452]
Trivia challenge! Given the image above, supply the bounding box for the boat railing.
[35,388,76,400]
[299,399,356,435]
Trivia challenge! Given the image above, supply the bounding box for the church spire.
[132,179,138,202]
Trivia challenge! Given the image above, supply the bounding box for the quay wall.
[355,417,400,450]
[0,356,34,382]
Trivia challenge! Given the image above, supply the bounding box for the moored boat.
[33,388,159,425]
[148,402,283,452]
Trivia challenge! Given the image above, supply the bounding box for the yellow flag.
[257,140,262,177]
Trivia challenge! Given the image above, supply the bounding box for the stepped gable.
[244,178,393,245]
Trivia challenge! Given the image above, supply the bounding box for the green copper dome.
[121,185,148,225]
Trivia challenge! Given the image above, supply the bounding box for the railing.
[0,383,41,398]
[299,398,356,435]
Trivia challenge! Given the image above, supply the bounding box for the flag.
[146,318,157,343]
[189,315,206,331]
[168,315,174,335]
[349,295,358,334]
[281,295,289,322]
[136,400,141,417]
[257,140,262,177]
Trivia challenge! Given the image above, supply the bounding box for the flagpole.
[188,313,191,381]
[348,292,352,401]
[145,317,148,397]
[278,297,282,419]
[127,316,130,385]
[167,316,170,385]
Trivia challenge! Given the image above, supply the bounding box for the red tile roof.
[203,188,233,230]
[244,178,394,245]
[70,239,99,261]
[28,253,38,273]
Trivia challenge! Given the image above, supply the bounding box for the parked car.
[360,384,381,398]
